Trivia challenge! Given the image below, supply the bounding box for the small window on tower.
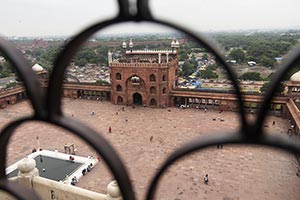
[162,87,166,94]
[117,96,123,103]
[150,86,156,94]
[116,85,122,92]
[150,98,157,106]
[150,74,156,82]
[116,73,121,80]
[162,75,166,81]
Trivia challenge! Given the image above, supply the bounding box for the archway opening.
[117,96,123,104]
[150,98,157,107]
[133,93,142,105]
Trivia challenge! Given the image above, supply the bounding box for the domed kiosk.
[31,63,47,80]
[32,63,44,72]
[290,71,300,82]
[287,70,300,96]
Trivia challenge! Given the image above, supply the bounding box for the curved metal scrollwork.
[0,0,300,199]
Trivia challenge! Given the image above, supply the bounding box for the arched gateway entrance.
[133,93,142,105]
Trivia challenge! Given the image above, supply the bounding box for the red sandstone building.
[109,39,179,107]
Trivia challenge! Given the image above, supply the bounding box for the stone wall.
[110,60,178,107]
[32,176,107,200]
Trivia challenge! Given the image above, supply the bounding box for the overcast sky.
[1,0,300,37]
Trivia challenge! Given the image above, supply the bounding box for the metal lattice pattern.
[1,0,300,199]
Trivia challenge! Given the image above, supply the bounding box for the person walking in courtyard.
[109,126,112,133]
[204,174,209,185]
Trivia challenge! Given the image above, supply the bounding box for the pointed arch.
[117,96,123,104]
[150,86,156,94]
[116,84,122,92]
[150,74,156,82]
[116,73,121,80]
[133,93,142,105]
[150,98,157,106]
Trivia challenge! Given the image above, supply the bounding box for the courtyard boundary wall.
[0,84,299,133]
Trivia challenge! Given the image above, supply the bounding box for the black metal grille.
[1,0,300,199]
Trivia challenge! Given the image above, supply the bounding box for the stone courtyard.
[2,99,300,200]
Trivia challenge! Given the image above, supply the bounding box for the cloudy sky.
[1,0,300,37]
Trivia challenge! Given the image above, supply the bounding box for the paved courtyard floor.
[2,99,300,200]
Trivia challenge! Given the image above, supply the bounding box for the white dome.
[171,39,175,48]
[32,64,44,72]
[129,39,133,48]
[174,39,180,47]
[122,41,127,48]
[290,71,300,81]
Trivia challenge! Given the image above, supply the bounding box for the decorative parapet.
[125,49,176,54]
[32,177,108,200]
[2,177,122,200]
[110,60,177,68]
[0,86,25,98]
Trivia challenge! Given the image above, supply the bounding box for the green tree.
[5,81,17,89]
[260,56,276,67]
[179,52,188,61]
[206,64,219,71]
[178,69,183,77]
[239,72,262,81]
[96,79,109,85]
[0,61,13,78]
[35,46,62,72]
[229,48,245,63]
[75,58,88,67]
[198,68,218,79]
[214,31,298,68]
[72,46,109,66]
[260,81,285,94]
[181,60,197,76]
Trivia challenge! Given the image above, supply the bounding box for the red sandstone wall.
[110,58,178,108]
[111,65,170,107]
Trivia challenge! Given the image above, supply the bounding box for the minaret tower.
[122,41,127,56]
[174,39,180,51]
[129,39,133,52]
[171,38,176,52]
[108,51,112,64]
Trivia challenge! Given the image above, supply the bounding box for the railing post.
[16,157,39,188]
[106,180,122,200]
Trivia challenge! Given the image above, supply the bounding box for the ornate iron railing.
[1,0,300,199]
